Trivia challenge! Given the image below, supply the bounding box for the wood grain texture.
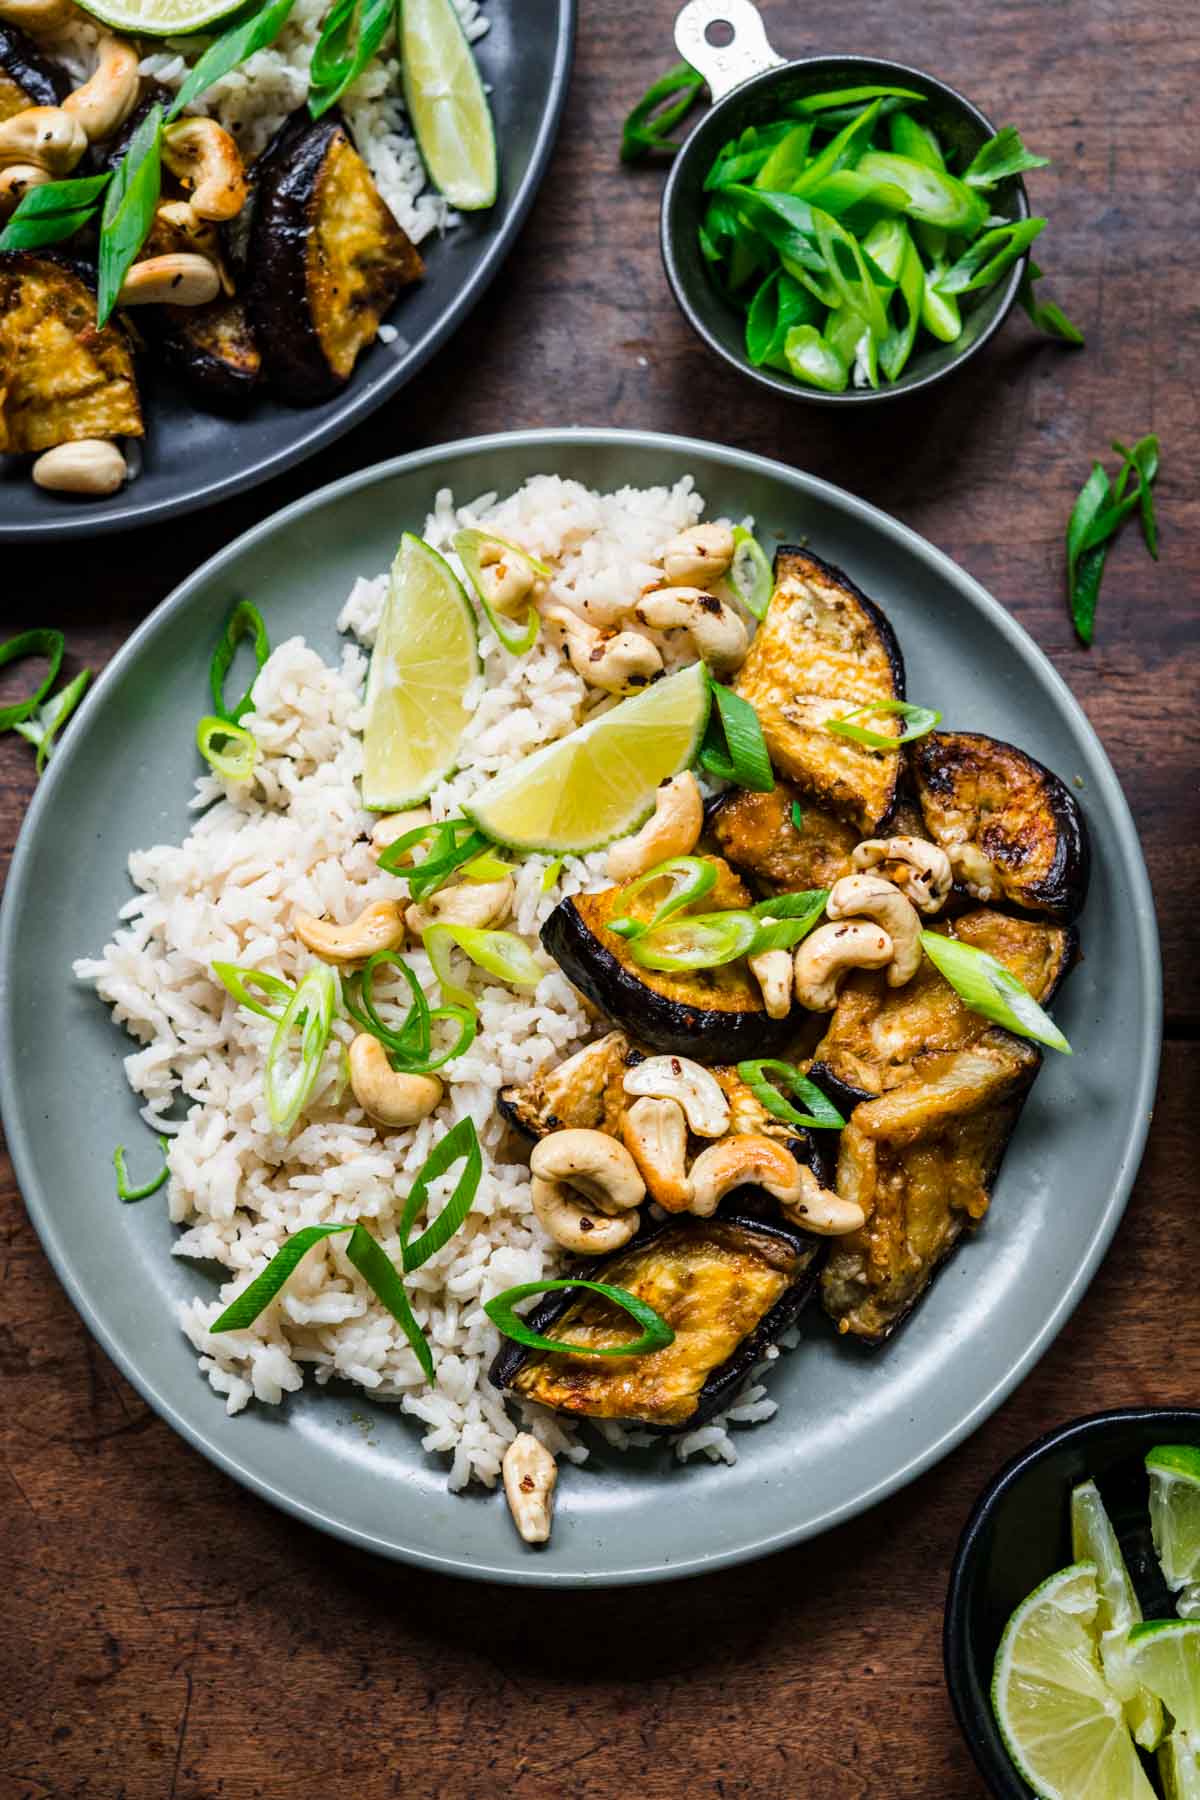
[1,0,1197,1793]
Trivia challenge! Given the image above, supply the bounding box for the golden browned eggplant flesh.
[0,253,142,454]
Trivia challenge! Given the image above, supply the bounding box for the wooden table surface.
[3,0,1197,1793]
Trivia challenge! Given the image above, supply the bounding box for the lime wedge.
[1072,1479,1165,1749]
[1159,1732,1200,1800]
[1127,1622,1200,1738]
[401,0,497,210]
[361,533,478,811]
[73,0,243,30]
[465,663,711,853]
[1149,1447,1200,1594]
[992,1562,1157,1800]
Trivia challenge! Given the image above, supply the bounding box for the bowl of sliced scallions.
[660,0,1062,402]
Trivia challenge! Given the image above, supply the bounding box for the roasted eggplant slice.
[491,1215,823,1430]
[912,730,1091,922]
[810,908,1076,1112]
[710,781,861,893]
[540,860,794,1064]
[248,109,423,405]
[0,22,67,119]
[0,253,141,454]
[152,295,261,412]
[821,1029,1041,1342]
[733,547,906,833]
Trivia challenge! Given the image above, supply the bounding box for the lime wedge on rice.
[1149,1447,1200,1594]
[465,662,711,853]
[361,533,478,811]
[1127,1622,1200,1738]
[401,0,497,210]
[1159,1731,1200,1800]
[73,0,242,31]
[991,1562,1157,1800]
[1071,1479,1165,1748]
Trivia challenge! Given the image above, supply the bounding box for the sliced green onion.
[453,528,547,656]
[342,950,475,1073]
[382,817,494,899]
[728,526,773,618]
[0,628,64,731]
[168,0,296,119]
[825,699,941,749]
[209,599,270,724]
[736,1059,845,1129]
[745,266,822,370]
[1113,436,1160,560]
[197,715,257,780]
[607,855,717,941]
[308,0,391,119]
[920,930,1071,1053]
[97,102,163,328]
[212,961,295,1022]
[699,683,774,791]
[790,799,804,831]
[790,84,924,114]
[962,125,1050,189]
[749,887,828,953]
[424,923,542,1011]
[12,667,91,773]
[855,151,988,234]
[211,1223,357,1331]
[620,61,705,163]
[784,323,849,392]
[791,98,886,199]
[399,1116,483,1270]
[1017,258,1084,345]
[934,217,1046,295]
[540,856,564,892]
[264,965,339,1132]
[485,1279,675,1358]
[113,1135,171,1202]
[629,909,759,972]
[344,1221,435,1380]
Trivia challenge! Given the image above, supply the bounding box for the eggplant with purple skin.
[0,252,142,453]
[248,108,423,405]
[732,547,907,834]
[490,1214,823,1430]
[912,730,1090,923]
[0,22,67,119]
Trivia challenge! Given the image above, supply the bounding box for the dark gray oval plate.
[0,0,574,542]
[0,429,1161,1586]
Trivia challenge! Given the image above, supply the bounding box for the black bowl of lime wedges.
[945,1409,1200,1798]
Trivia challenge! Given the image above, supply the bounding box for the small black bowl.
[660,0,1031,405]
[944,1408,1200,1797]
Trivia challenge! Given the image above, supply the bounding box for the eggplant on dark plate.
[0,253,142,453]
[912,730,1091,922]
[733,546,906,834]
[821,1029,1042,1343]
[491,1214,824,1431]
[0,21,66,117]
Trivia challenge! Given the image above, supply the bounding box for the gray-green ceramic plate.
[0,430,1161,1587]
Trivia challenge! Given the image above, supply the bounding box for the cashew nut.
[826,873,922,986]
[546,604,663,695]
[405,875,513,936]
[63,36,139,143]
[292,899,406,964]
[32,438,126,496]
[475,539,543,616]
[0,162,48,217]
[661,521,735,589]
[686,1134,811,1218]
[502,1432,556,1545]
[852,836,953,914]
[777,1163,867,1237]
[634,586,748,676]
[622,1054,730,1138]
[749,947,794,1020]
[621,1095,691,1210]
[348,1033,442,1127]
[793,920,895,1011]
[162,116,247,221]
[0,0,77,32]
[531,1176,639,1253]
[369,808,432,860]
[529,1127,644,1253]
[156,200,234,295]
[948,840,998,901]
[0,106,86,174]
[605,772,703,881]
[117,253,221,308]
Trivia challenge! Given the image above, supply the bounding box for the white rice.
[56,0,488,244]
[74,474,781,1494]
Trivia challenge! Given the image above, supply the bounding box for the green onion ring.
[197,715,257,781]
[727,526,773,620]
[749,887,828,953]
[920,930,1071,1053]
[400,1116,483,1270]
[423,923,543,1012]
[736,1059,846,1129]
[113,1135,171,1202]
[485,1279,675,1358]
[629,909,760,972]
[698,684,774,791]
[607,855,717,940]
[209,600,270,724]
[212,961,295,1021]
[824,699,941,750]
[0,628,64,732]
[264,965,338,1132]
[453,528,548,656]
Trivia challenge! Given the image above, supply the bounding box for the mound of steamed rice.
[74,473,785,1492]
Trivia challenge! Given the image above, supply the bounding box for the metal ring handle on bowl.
[673,0,785,103]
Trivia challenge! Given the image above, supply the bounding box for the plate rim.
[0,0,577,544]
[0,426,1163,1586]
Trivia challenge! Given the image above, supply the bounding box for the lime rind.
[1071,1479,1164,1749]
[401,0,498,210]
[73,0,243,30]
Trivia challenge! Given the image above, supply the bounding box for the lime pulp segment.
[1071,1479,1164,1749]
[1127,1622,1200,1738]
[401,0,498,210]
[1159,1732,1200,1800]
[1149,1447,1200,1593]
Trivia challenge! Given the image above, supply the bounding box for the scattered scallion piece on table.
[1066,435,1160,645]
[212,962,296,1021]
[113,1136,171,1202]
[13,669,93,773]
[197,715,258,781]
[698,682,774,790]
[736,1059,845,1129]
[920,930,1071,1052]
[620,62,705,164]
[0,629,65,731]
[484,1279,676,1358]
[1017,259,1084,345]
[825,698,941,749]
[210,600,271,723]
[263,964,340,1131]
[607,855,717,940]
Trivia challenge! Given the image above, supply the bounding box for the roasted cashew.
[156,200,234,295]
[117,253,221,308]
[605,771,703,881]
[546,604,663,695]
[32,439,126,496]
[852,836,953,914]
[292,899,406,964]
[0,0,77,31]
[748,947,794,1020]
[687,1134,810,1218]
[634,586,748,676]
[621,1095,691,1210]
[777,1163,867,1237]
[63,35,139,143]
[502,1433,556,1544]
[406,875,513,936]
[0,162,48,217]
[530,1175,640,1253]
[162,116,247,221]
[475,540,543,615]
[369,808,432,860]
[529,1129,645,1213]
[826,873,922,986]
[622,1054,730,1137]
[348,1034,442,1127]
[661,522,735,589]
[948,840,998,901]
[0,106,86,174]
[793,920,895,1011]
